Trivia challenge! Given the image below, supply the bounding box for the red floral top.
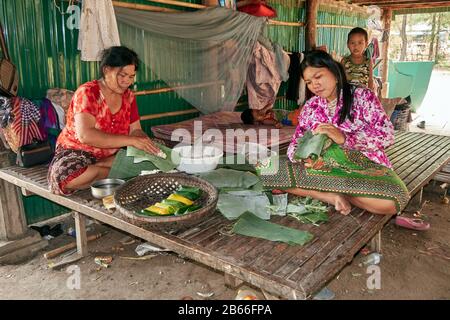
[56,80,139,159]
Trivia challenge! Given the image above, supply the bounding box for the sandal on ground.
[417,121,425,129]
[395,216,430,231]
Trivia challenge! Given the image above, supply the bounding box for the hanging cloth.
[286,52,306,105]
[78,0,121,61]
[247,41,285,110]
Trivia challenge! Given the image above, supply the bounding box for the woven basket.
[114,173,218,232]
[392,108,410,131]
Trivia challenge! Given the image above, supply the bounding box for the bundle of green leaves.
[287,197,329,225]
[294,131,332,161]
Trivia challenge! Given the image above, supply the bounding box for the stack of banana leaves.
[140,186,202,216]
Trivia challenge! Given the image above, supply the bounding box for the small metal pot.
[91,178,125,199]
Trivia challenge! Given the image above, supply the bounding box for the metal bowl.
[91,178,125,199]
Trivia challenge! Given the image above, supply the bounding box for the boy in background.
[341,27,374,92]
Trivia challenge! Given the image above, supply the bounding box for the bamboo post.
[305,0,319,51]
[0,151,28,241]
[380,8,392,98]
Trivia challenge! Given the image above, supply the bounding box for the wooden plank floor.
[0,131,449,299]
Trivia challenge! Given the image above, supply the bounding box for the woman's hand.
[313,124,346,145]
[130,136,161,155]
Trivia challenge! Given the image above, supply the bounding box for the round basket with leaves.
[114,173,218,232]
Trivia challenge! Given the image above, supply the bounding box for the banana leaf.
[109,149,157,180]
[197,168,260,189]
[217,193,270,220]
[294,131,332,160]
[233,212,314,246]
[224,190,263,197]
[161,199,186,210]
[177,186,200,195]
[217,154,257,173]
[174,190,199,201]
[175,204,201,215]
[219,180,264,193]
[126,144,177,172]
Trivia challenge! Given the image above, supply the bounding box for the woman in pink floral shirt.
[283,50,409,215]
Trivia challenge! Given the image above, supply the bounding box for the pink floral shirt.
[287,87,394,168]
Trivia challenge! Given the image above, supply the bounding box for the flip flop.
[395,216,430,231]
[417,121,425,129]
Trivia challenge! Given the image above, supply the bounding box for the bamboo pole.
[66,0,186,11]
[140,108,198,121]
[317,24,356,29]
[147,0,206,9]
[134,80,223,96]
[380,8,392,98]
[268,20,305,27]
[112,1,178,12]
[139,96,287,121]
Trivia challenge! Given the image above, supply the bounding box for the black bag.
[0,22,19,97]
[16,139,53,167]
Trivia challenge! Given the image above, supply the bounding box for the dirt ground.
[0,182,449,300]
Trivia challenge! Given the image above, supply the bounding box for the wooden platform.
[0,131,449,299]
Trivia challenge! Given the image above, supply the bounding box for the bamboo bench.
[0,131,449,299]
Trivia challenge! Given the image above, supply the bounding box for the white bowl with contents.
[172,145,223,174]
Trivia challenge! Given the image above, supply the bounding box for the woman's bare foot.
[334,194,352,215]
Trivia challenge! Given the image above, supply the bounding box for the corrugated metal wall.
[0,0,98,98]
[0,0,367,223]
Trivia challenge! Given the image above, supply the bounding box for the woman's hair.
[99,46,139,77]
[347,27,368,43]
[241,108,254,124]
[300,50,354,124]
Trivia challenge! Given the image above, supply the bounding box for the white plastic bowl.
[172,145,223,174]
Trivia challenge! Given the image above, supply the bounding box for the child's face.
[347,33,367,57]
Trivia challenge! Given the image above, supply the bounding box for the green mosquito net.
[115,6,266,114]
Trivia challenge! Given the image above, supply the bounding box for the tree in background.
[400,15,408,61]
[428,13,437,60]
[390,12,449,67]
[434,13,442,64]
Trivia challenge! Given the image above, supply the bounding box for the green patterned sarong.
[260,144,410,212]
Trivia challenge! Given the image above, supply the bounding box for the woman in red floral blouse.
[48,46,160,195]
